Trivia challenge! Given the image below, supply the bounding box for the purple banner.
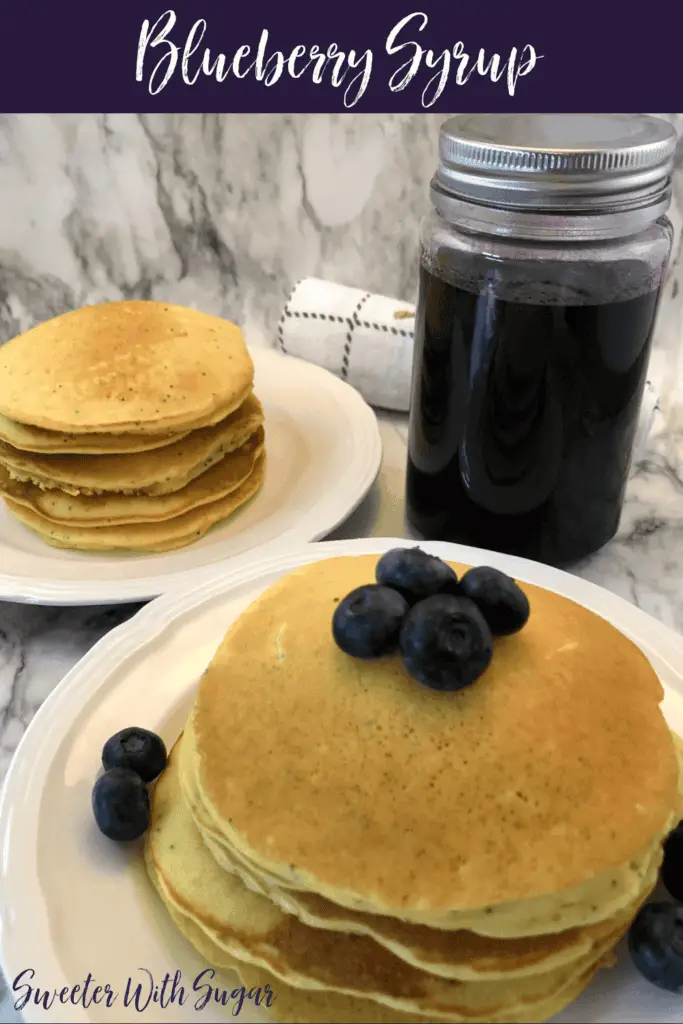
[1,0,681,113]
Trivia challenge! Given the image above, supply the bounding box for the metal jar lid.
[434,114,677,218]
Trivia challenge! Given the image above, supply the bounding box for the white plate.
[1,537,683,1024]
[0,351,381,605]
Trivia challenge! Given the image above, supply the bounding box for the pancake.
[210,782,678,951]
[181,713,665,939]
[146,871,435,1024]
[171,734,656,981]
[146,744,632,1022]
[0,413,192,454]
[0,428,264,524]
[197,809,657,980]
[0,301,254,433]
[5,450,265,552]
[148,892,614,1024]
[0,394,263,496]
[190,554,679,920]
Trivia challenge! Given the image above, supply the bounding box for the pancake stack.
[145,555,683,1023]
[0,301,265,552]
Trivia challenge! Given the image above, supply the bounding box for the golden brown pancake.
[0,301,254,433]
[146,742,632,1021]
[181,709,665,939]
[140,555,682,1021]
[5,450,265,552]
[193,800,656,980]
[148,890,616,1024]
[0,413,191,454]
[145,872,437,1024]
[0,428,264,524]
[159,738,653,985]
[190,554,678,917]
[0,395,263,496]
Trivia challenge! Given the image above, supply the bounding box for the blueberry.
[628,902,683,992]
[375,547,460,605]
[102,727,167,782]
[332,585,409,659]
[399,595,493,691]
[92,768,150,842]
[661,821,683,903]
[460,567,530,636]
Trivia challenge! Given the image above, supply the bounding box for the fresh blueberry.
[460,567,530,636]
[628,902,683,992]
[399,595,493,691]
[375,547,460,605]
[102,727,167,783]
[661,821,683,903]
[332,584,409,659]
[92,768,150,842]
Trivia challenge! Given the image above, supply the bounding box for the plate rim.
[0,351,382,606]
[2,536,683,1023]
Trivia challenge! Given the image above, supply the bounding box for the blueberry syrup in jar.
[406,115,676,566]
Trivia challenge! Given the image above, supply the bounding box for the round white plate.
[0,350,381,606]
[1,537,682,1024]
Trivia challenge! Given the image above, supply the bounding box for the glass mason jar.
[406,114,676,567]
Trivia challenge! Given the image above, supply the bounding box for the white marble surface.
[0,113,682,1019]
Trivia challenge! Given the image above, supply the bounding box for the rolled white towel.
[277,277,660,457]
[277,278,415,413]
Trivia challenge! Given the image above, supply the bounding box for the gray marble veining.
[0,603,142,781]
[0,116,682,1017]
[1,113,676,349]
